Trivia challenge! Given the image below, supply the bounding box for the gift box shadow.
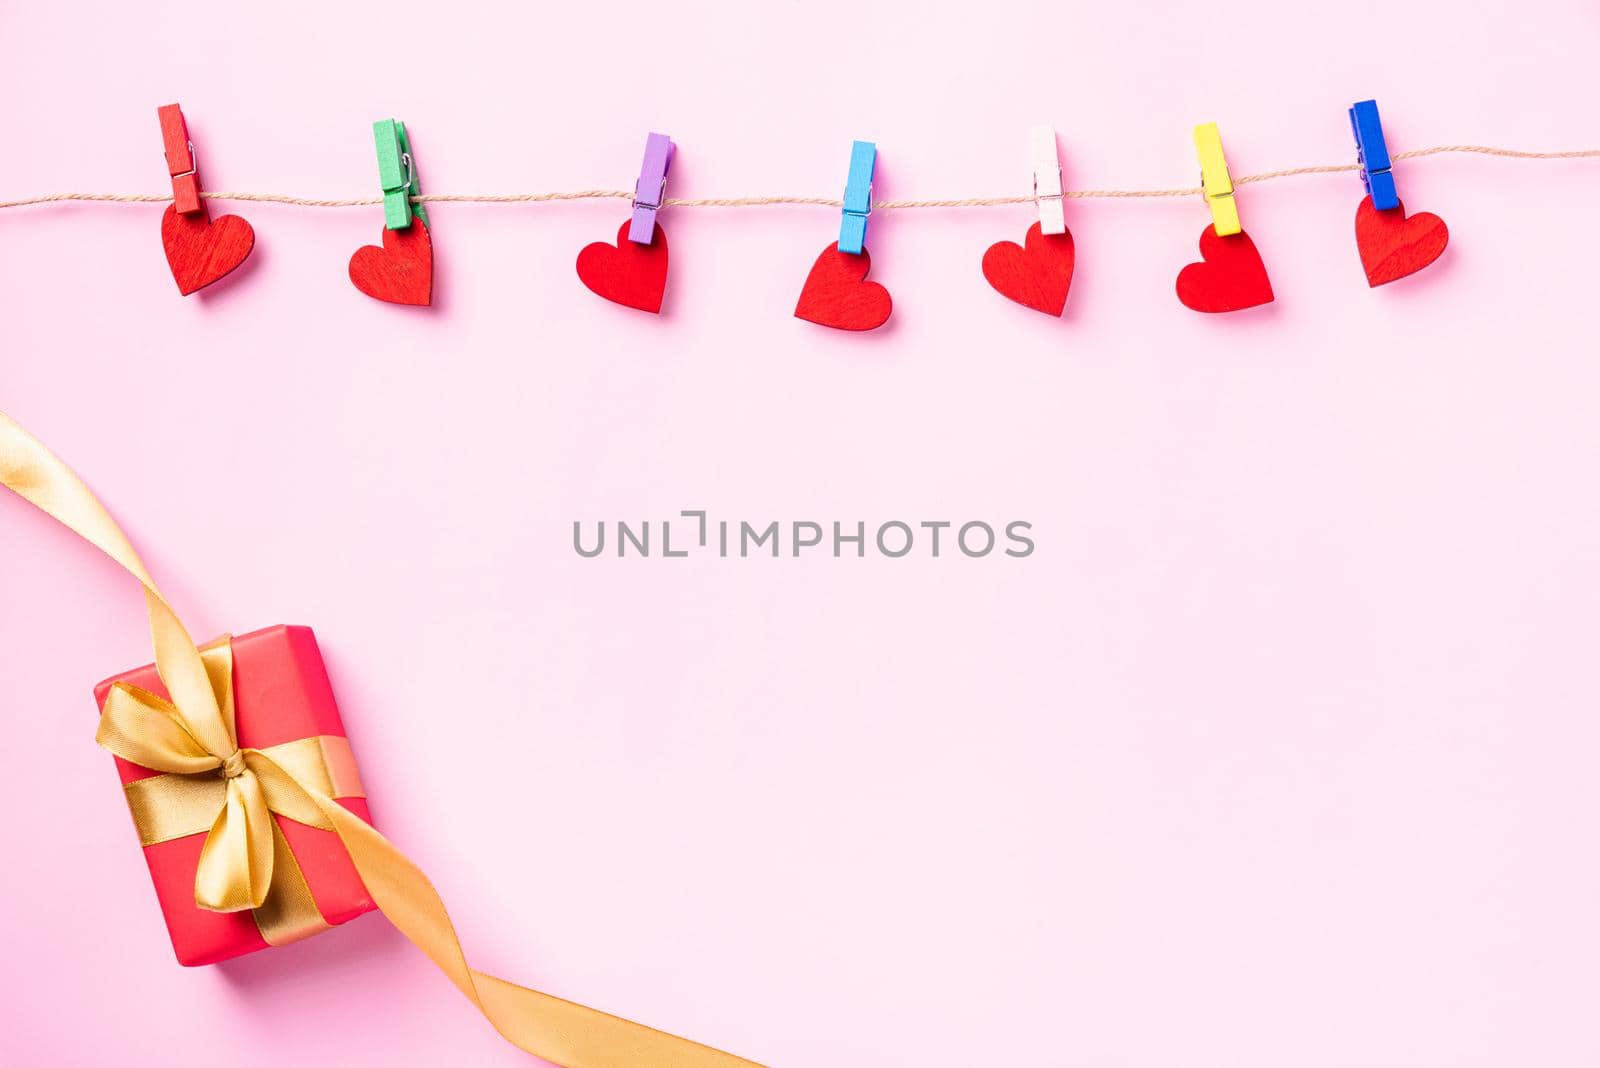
[214,909,408,992]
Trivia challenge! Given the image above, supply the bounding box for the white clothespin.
[1031,126,1066,236]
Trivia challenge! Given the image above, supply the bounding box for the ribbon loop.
[97,683,224,775]
[195,769,275,912]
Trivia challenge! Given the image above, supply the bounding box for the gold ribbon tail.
[313,792,760,1068]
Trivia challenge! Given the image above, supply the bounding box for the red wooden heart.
[1355,196,1448,287]
[794,244,892,331]
[576,221,668,313]
[982,222,1075,316]
[1175,225,1274,313]
[161,204,255,296]
[348,217,434,306]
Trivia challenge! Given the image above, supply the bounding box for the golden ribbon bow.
[1,410,765,1068]
[103,638,371,945]
[101,640,325,914]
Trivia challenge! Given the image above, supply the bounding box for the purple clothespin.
[628,132,674,244]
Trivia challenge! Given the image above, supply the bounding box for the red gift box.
[94,624,377,966]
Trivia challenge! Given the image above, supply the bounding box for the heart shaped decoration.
[576,222,669,313]
[348,218,434,306]
[982,222,1075,316]
[794,245,892,331]
[161,205,255,296]
[1355,196,1448,287]
[1175,226,1274,313]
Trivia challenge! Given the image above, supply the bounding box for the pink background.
[4,2,1600,1065]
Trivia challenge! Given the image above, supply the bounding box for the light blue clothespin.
[838,140,876,255]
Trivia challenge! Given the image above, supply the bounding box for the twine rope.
[0,144,1594,212]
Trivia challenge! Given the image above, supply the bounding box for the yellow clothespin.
[1193,122,1241,237]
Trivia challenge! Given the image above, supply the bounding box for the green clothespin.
[373,119,428,229]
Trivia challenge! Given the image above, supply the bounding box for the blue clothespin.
[838,140,876,255]
[1349,100,1398,211]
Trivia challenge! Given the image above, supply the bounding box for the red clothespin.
[158,104,203,215]
[155,103,256,296]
